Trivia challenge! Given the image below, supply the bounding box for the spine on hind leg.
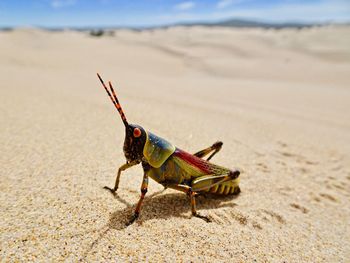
[206,177,240,195]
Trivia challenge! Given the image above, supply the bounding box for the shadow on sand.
[107,190,239,230]
[81,190,239,260]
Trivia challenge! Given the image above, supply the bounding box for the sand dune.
[1,26,350,261]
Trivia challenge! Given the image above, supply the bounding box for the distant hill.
[174,18,316,29]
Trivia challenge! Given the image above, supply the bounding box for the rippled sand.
[1,26,350,261]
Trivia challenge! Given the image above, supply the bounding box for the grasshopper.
[97,73,241,225]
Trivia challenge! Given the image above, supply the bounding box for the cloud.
[156,0,350,25]
[51,0,77,8]
[174,1,195,11]
[217,0,245,9]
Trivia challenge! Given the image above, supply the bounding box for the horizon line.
[1,17,349,30]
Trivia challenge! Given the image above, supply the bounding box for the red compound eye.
[133,128,141,138]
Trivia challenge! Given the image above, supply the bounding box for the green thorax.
[143,131,176,168]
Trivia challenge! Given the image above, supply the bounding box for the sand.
[1,25,350,262]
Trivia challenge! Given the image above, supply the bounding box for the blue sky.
[0,0,349,27]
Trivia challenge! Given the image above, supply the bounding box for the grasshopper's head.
[123,124,147,162]
[97,73,146,162]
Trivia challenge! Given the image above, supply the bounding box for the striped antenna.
[97,73,128,126]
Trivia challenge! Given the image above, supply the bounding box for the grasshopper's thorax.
[123,124,147,162]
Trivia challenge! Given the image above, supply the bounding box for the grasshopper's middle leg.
[166,169,238,222]
[104,160,139,194]
[165,184,211,222]
[194,141,223,161]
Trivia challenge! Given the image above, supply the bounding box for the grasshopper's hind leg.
[194,141,223,161]
[191,170,240,193]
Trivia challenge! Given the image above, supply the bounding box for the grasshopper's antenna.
[97,73,128,126]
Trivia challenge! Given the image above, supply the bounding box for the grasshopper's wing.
[143,131,176,168]
[173,149,231,178]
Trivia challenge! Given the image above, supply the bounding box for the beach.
[1,25,350,261]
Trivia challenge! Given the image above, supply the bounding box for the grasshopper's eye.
[133,128,141,138]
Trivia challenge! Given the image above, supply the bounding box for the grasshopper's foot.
[126,213,139,226]
[103,186,117,195]
[193,213,211,223]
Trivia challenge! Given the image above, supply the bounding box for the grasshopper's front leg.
[104,160,139,194]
